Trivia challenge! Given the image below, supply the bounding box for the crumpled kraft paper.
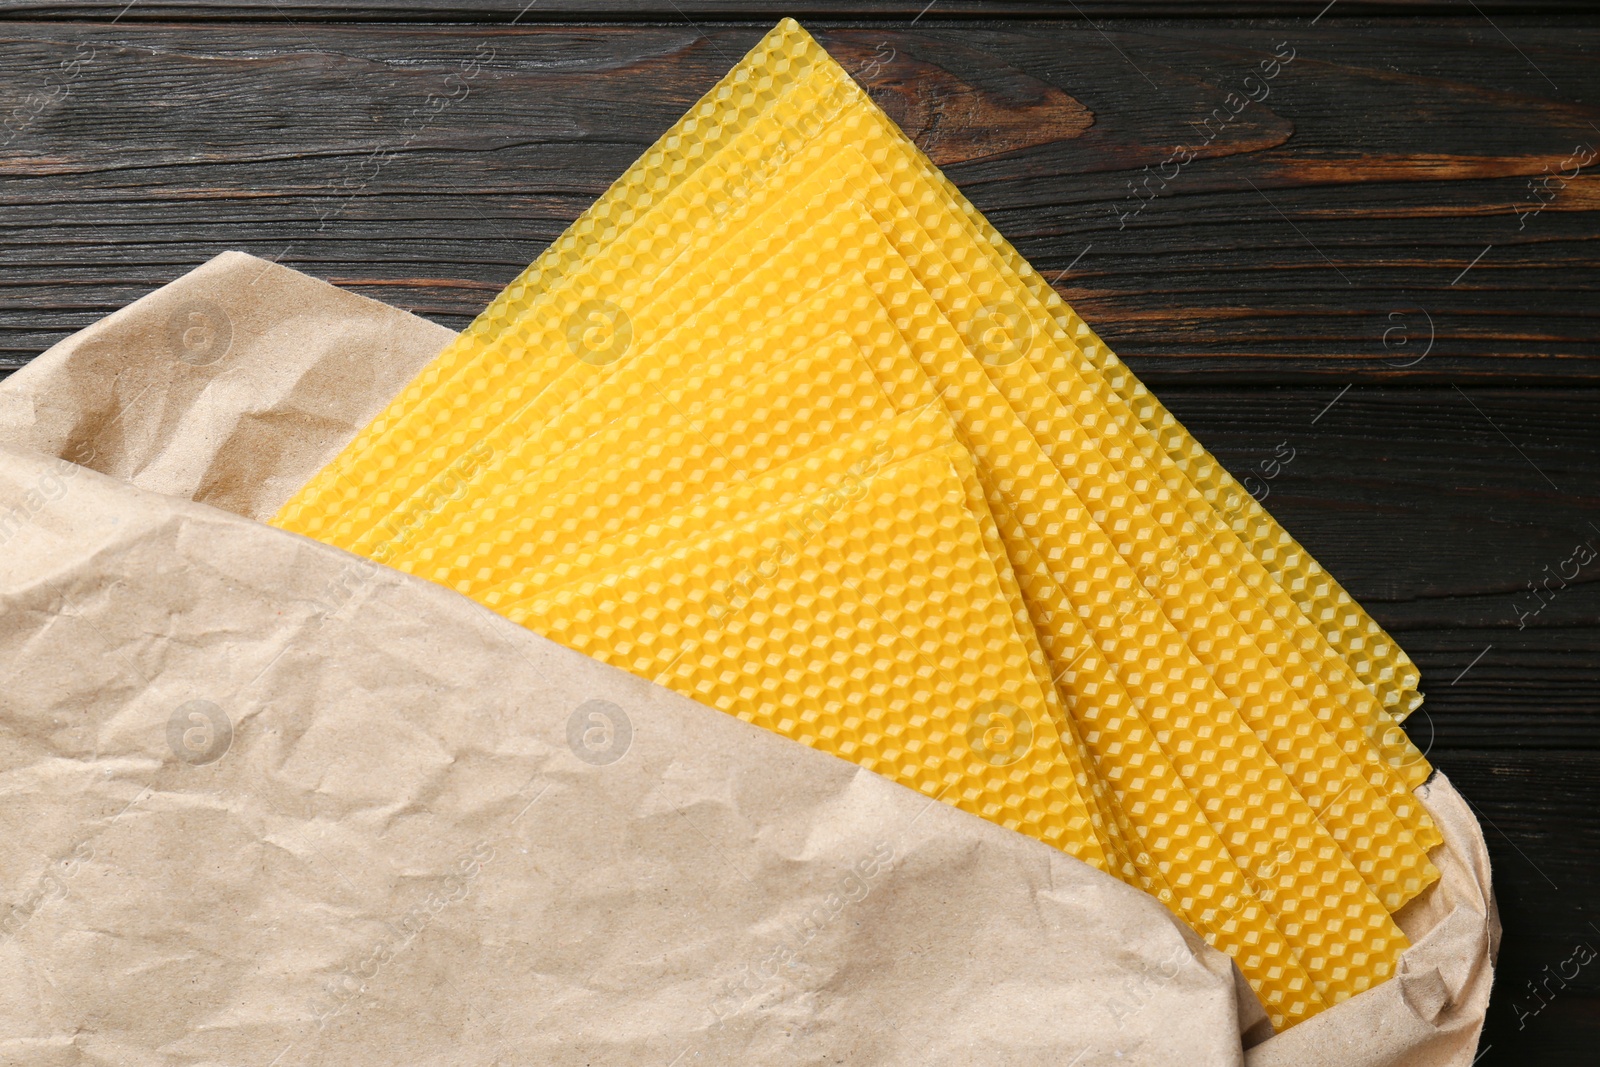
[0,252,1498,1065]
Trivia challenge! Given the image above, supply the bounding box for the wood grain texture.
[6,3,1598,22]
[0,12,1595,1063]
[0,20,1594,380]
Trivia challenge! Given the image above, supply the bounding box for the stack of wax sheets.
[273,20,1442,1031]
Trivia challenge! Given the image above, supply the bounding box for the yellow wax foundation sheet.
[511,445,1108,869]
[819,153,1444,896]
[368,233,1133,876]
[554,122,1422,915]
[386,204,908,576]
[278,48,862,551]
[838,122,1434,785]
[281,19,1421,724]
[269,18,1448,1032]
[492,407,1328,1029]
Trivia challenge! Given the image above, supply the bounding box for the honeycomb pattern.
[270,17,1441,1031]
[991,489,1328,1030]
[390,205,902,576]
[855,108,1434,755]
[406,324,891,582]
[347,76,857,558]
[809,132,1440,907]
[472,336,948,609]
[907,122,1424,719]
[796,56,1432,783]
[780,192,1412,1009]
[489,416,1139,883]
[274,42,855,551]
[506,450,1108,870]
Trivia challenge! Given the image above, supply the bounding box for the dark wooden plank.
[0,20,1595,381]
[3,3,1596,23]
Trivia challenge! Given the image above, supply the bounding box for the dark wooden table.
[2,2,1595,1060]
